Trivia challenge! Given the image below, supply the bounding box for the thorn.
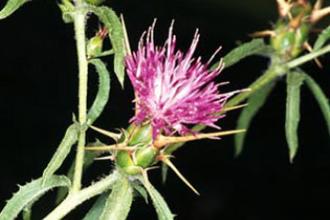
[153,129,246,148]
[95,155,115,161]
[85,143,132,151]
[303,42,323,68]
[276,0,292,17]
[90,125,122,141]
[161,157,200,195]
[289,12,304,29]
[313,0,323,11]
[310,6,330,23]
[249,30,276,38]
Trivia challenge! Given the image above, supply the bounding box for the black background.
[0,0,330,219]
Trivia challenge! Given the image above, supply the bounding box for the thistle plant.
[0,0,329,219]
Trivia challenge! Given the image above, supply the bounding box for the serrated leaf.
[0,0,28,20]
[211,39,268,70]
[0,176,70,220]
[90,6,126,87]
[234,82,276,156]
[82,193,109,220]
[141,180,174,220]
[313,25,330,51]
[303,72,330,136]
[99,175,133,220]
[87,59,111,125]
[42,123,79,184]
[285,71,304,162]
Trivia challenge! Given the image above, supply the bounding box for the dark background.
[0,0,330,219]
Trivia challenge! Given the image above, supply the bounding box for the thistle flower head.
[125,22,234,138]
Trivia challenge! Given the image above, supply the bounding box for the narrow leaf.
[161,163,169,184]
[132,183,149,204]
[55,148,103,204]
[141,180,174,220]
[42,124,79,184]
[313,25,330,51]
[82,193,109,220]
[303,73,330,135]
[212,39,268,70]
[0,176,70,220]
[0,0,28,20]
[235,82,276,156]
[87,59,111,125]
[285,72,304,162]
[90,6,126,87]
[99,175,133,220]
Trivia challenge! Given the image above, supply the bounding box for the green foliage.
[285,71,305,162]
[303,72,330,136]
[235,82,276,156]
[83,193,109,220]
[57,0,74,23]
[87,59,111,125]
[56,144,104,204]
[99,175,133,220]
[132,182,149,204]
[0,176,70,220]
[313,25,330,51]
[141,179,175,220]
[213,39,269,70]
[0,0,28,20]
[90,6,126,87]
[42,124,79,184]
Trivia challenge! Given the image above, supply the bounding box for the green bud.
[116,150,141,175]
[135,146,158,168]
[87,35,104,58]
[127,124,152,146]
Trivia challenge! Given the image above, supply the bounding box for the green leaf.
[55,144,103,204]
[285,71,304,162]
[141,180,174,220]
[57,0,74,24]
[42,124,79,184]
[0,0,28,20]
[87,59,111,125]
[161,163,169,184]
[0,175,70,220]
[303,73,330,136]
[212,39,268,70]
[132,182,149,204]
[90,6,126,87]
[99,175,133,220]
[82,193,109,220]
[313,25,330,51]
[234,82,276,156]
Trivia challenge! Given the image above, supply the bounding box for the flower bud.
[135,146,158,168]
[87,27,108,59]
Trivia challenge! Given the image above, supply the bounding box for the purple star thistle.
[125,22,234,138]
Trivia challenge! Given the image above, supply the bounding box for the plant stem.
[225,63,286,108]
[72,1,88,193]
[287,44,330,69]
[44,172,119,220]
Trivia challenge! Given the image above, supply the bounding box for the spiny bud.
[87,26,108,59]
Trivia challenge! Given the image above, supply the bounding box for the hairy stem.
[72,1,88,193]
[44,172,119,220]
[287,44,330,69]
